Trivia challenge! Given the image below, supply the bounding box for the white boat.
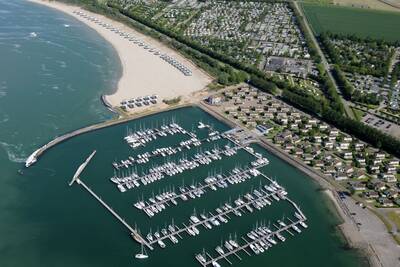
[229,239,239,248]
[278,220,287,227]
[256,243,264,253]
[215,246,224,255]
[196,253,206,263]
[295,212,304,220]
[292,225,301,233]
[135,244,148,259]
[192,226,200,235]
[198,122,206,129]
[135,253,148,259]
[249,243,259,254]
[190,215,200,224]
[158,240,166,248]
[276,233,286,242]
[224,241,233,251]
[186,227,195,236]
[267,237,277,245]
[117,184,126,193]
[169,235,179,244]
[204,221,212,229]
[146,233,153,242]
[218,215,228,223]
[299,221,308,229]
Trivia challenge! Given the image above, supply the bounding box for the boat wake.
[0,141,27,163]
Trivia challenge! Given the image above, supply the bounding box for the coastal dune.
[30,0,212,110]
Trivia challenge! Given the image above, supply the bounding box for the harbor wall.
[197,102,338,191]
[198,102,380,267]
[25,103,193,167]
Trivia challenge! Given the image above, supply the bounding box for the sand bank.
[29,0,212,112]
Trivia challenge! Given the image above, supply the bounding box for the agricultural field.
[334,0,400,12]
[301,3,400,42]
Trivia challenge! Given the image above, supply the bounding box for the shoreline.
[24,99,388,266]
[24,102,194,167]
[197,102,399,267]
[28,0,211,111]
[24,1,398,266]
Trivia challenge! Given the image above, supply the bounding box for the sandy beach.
[29,0,212,112]
[22,1,400,266]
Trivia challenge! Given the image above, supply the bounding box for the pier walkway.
[25,119,126,168]
[199,215,306,266]
[147,188,281,247]
[113,144,243,189]
[24,103,193,168]
[76,178,154,250]
[138,163,268,217]
[114,130,224,169]
[123,123,196,149]
[68,152,153,250]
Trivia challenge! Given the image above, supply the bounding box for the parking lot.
[362,113,400,137]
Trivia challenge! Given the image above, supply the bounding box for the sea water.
[0,1,367,266]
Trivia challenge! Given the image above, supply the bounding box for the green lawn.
[301,3,400,42]
[351,107,365,121]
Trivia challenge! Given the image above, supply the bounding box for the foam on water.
[40,120,60,132]
[0,141,27,163]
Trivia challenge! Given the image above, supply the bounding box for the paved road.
[293,1,355,118]
[342,198,400,267]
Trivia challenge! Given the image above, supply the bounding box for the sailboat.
[135,243,148,259]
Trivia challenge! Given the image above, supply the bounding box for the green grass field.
[301,3,400,42]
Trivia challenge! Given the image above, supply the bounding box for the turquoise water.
[0,1,367,266]
[0,0,120,160]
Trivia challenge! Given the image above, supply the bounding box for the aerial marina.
[133,166,262,218]
[4,0,400,266]
[66,112,308,267]
[196,210,306,267]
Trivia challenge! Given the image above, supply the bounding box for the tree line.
[320,32,394,77]
[107,1,285,93]
[281,88,400,157]
[70,0,400,157]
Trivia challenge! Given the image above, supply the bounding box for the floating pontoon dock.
[197,213,307,266]
[69,151,153,250]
